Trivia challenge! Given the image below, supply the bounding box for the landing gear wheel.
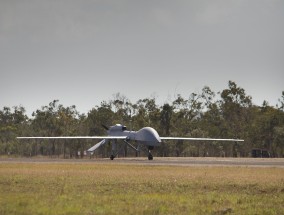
[148,153,153,160]
[110,155,115,160]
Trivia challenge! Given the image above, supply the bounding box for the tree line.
[1,81,284,158]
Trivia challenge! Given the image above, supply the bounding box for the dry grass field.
[0,161,283,215]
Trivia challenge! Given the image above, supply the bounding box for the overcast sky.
[1,0,283,116]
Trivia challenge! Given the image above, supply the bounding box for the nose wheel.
[148,146,154,160]
[148,153,153,160]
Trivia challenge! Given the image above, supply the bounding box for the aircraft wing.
[17,136,127,139]
[160,137,244,142]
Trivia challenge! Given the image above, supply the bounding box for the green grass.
[0,162,283,215]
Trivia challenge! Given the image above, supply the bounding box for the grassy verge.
[0,162,283,215]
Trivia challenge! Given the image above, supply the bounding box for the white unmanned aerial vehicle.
[18,124,244,160]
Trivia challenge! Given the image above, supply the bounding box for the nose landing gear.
[148,146,154,160]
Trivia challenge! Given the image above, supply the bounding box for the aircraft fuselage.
[108,124,161,147]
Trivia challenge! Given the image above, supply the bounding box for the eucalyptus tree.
[86,101,114,157]
[0,107,15,151]
[278,91,284,111]
[274,125,284,157]
[275,91,284,156]
[112,93,133,125]
[158,103,173,156]
[132,98,160,130]
[253,101,284,157]
[172,95,190,135]
[87,101,114,135]
[0,106,28,155]
[171,92,205,156]
[32,101,57,156]
[199,86,226,156]
[132,99,148,129]
[200,87,221,136]
[160,103,173,136]
[219,81,252,156]
[31,100,78,157]
[57,104,81,158]
[12,106,29,155]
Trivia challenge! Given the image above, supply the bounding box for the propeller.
[101,124,109,131]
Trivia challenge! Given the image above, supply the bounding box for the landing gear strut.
[109,141,155,161]
[109,140,136,160]
[148,146,154,160]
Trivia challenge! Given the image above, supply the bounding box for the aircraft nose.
[136,127,161,146]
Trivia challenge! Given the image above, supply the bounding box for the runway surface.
[1,157,284,167]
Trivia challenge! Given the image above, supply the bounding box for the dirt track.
[1,157,284,167]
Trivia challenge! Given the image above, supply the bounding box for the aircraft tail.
[87,139,107,153]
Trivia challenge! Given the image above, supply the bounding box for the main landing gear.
[109,141,155,161]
